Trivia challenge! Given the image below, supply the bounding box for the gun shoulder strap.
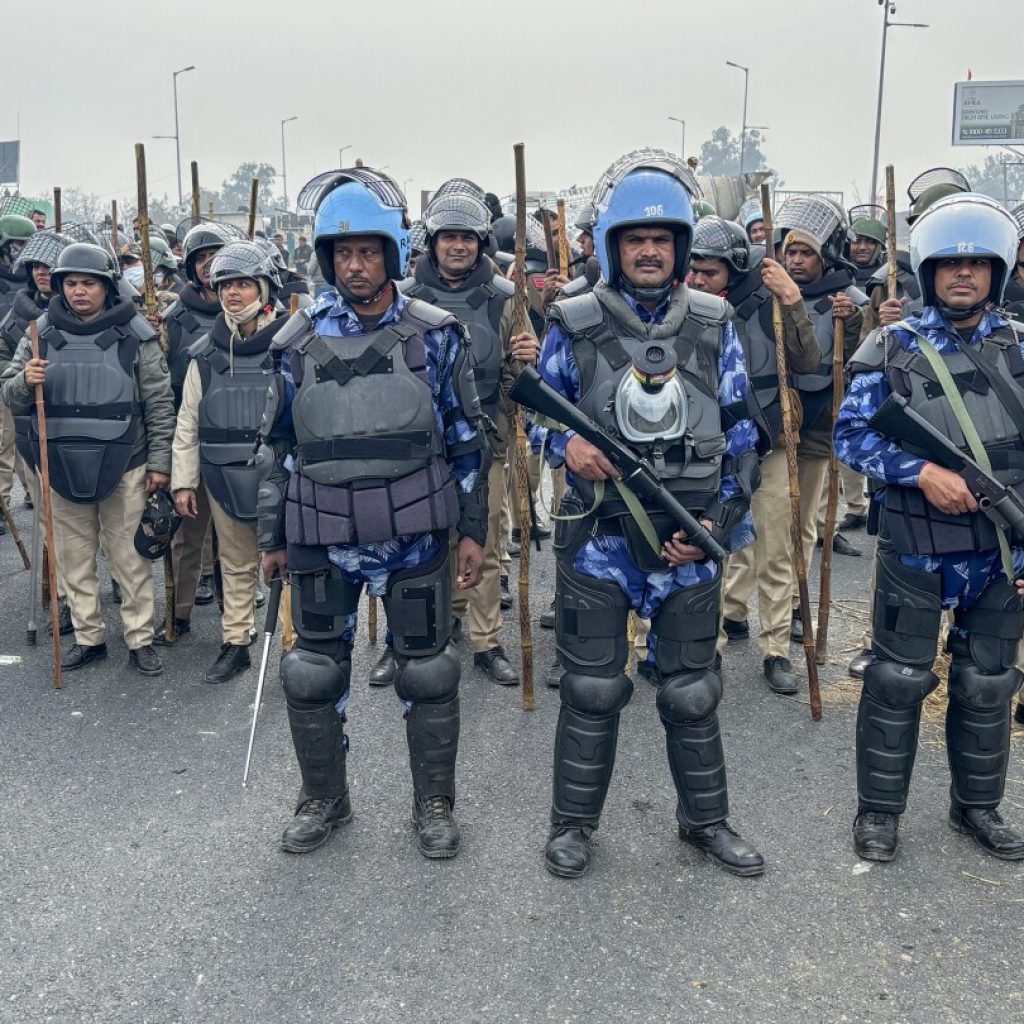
[900,320,1014,582]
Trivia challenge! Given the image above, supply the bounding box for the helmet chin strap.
[618,272,675,305]
[937,298,991,323]
[337,279,393,306]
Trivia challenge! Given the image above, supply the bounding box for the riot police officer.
[0,214,36,321]
[847,205,887,286]
[1,243,175,675]
[837,192,1024,863]
[536,150,764,879]
[156,221,243,640]
[172,241,289,682]
[688,216,822,694]
[257,168,489,858]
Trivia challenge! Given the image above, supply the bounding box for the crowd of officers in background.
[1,176,1023,698]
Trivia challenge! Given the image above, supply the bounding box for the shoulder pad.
[865,264,887,294]
[848,328,888,373]
[549,292,604,334]
[488,274,515,298]
[130,312,158,342]
[269,310,314,352]
[187,332,214,359]
[686,289,732,324]
[162,297,185,319]
[557,275,592,299]
[402,297,459,333]
[845,285,870,307]
[397,276,417,296]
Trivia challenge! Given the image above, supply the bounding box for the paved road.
[2,491,1022,1024]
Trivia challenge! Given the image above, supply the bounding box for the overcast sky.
[4,0,1021,213]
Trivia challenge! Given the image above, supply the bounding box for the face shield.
[614,343,687,444]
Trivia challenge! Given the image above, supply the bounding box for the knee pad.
[560,671,633,717]
[290,559,361,644]
[384,542,451,657]
[871,550,942,665]
[863,658,939,708]
[958,579,1024,674]
[281,648,351,710]
[554,561,630,677]
[656,670,723,726]
[652,576,721,675]
[394,647,460,705]
[947,659,1023,710]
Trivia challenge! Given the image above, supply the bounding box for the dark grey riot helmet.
[253,235,289,275]
[208,240,282,297]
[574,202,596,235]
[13,230,73,275]
[409,220,428,257]
[491,214,516,254]
[51,242,121,298]
[135,488,182,560]
[181,221,245,287]
[690,216,750,283]
[433,178,487,204]
[424,192,490,241]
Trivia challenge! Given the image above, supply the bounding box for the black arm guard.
[256,440,291,551]
[456,461,490,547]
[702,449,760,546]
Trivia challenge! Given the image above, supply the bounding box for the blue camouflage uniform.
[835,306,1024,612]
[535,288,758,619]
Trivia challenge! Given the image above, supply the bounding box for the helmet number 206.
[644,204,665,217]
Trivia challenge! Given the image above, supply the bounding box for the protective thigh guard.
[657,670,728,827]
[871,549,942,665]
[946,604,1023,808]
[551,670,633,828]
[281,648,350,800]
[652,576,722,675]
[288,544,361,652]
[384,540,451,657]
[857,659,940,813]
[554,558,631,677]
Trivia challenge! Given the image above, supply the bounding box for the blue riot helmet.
[591,148,699,294]
[910,192,1020,319]
[302,167,410,296]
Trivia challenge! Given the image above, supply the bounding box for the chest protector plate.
[402,274,511,420]
[550,289,727,520]
[164,299,219,396]
[285,302,459,547]
[31,314,144,504]
[882,325,1024,555]
[195,339,274,523]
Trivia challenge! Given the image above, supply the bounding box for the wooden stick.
[760,184,821,720]
[280,582,294,651]
[0,490,30,568]
[367,592,378,644]
[885,165,898,301]
[512,143,535,710]
[556,199,570,278]
[52,188,61,232]
[30,320,62,688]
[191,162,201,222]
[247,178,259,239]
[539,208,556,270]
[134,144,158,318]
[816,316,845,665]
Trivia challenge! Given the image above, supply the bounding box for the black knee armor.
[280,648,350,800]
[652,576,721,675]
[554,559,631,677]
[551,670,633,828]
[657,669,728,828]
[384,541,452,657]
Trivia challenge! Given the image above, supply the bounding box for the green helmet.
[693,199,716,220]
[907,183,968,225]
[146,232,178,273]
[849,217,887,246]
[0,214,37,251]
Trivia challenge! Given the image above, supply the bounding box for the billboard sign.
[952,80,1024,146]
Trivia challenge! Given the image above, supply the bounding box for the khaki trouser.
[722,447,829,659]
[26,469,68,599]
[817,461,869,529]
[170,482,214,620]
[451,458,506,652]
[208,494,258,646]
[0,405,29,504]
[52,464,154,649]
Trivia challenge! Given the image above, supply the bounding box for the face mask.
[153,269,166,287]
[123,265,145,288]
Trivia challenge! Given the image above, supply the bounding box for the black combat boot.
[500,575,513,610]
[407,697,461,858]
[369,647,398,687]
[281,702,351,854]
[763,656,798,695]
[205,643,251,683]
[949,806,1024,860]
[61,642,108,671]
[194,574,216,606]
[154,617,191,646]
[853,810,900,861]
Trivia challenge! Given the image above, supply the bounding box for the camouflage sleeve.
[0,334,36,414]
[138,337,176,475]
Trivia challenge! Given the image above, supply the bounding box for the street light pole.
[869,1,928,203]
[668,116,686,158]
[726,62,750,174]
[338,144,351,166]
[171,65,196,208]
[281,116,298,211]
